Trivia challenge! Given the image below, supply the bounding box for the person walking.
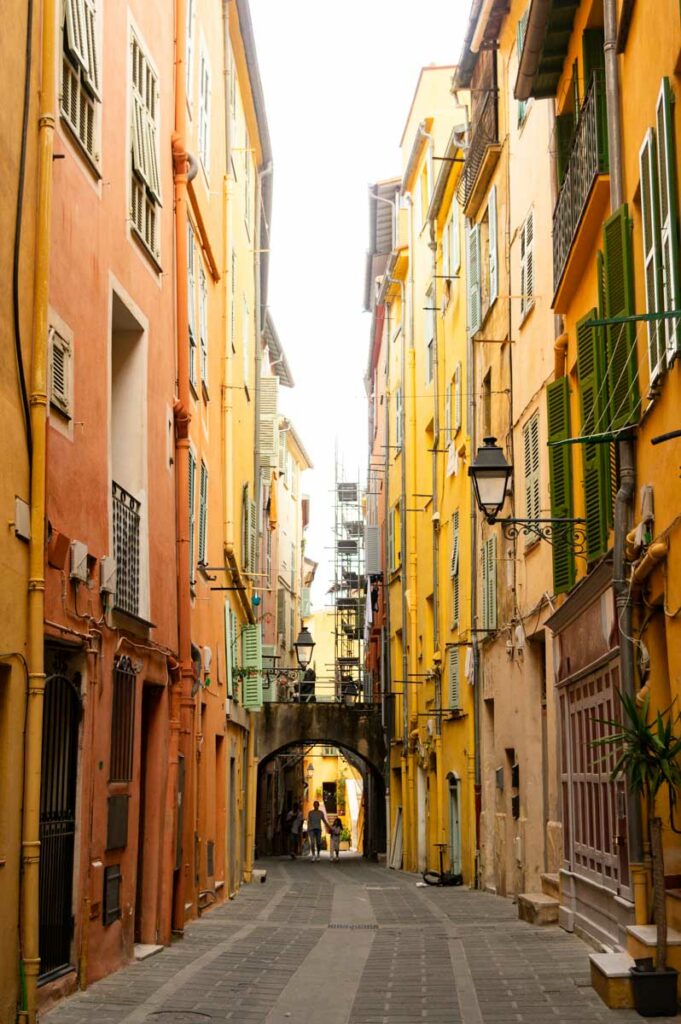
[306,800,328,861]
[285,803,303,859]
[329,816,343,862]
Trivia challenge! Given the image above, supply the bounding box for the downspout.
[604,0,643,866]
[406,192,419,872]
[400,200,412,869]
[172,0,196,932]
[21,0,55,1013]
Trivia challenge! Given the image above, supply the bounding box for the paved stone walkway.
[43,856,676,1023]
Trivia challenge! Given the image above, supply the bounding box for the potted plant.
[339,826,351,851]
[595,691,681,1017]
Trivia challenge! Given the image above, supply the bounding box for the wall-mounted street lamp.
[293,624,315,670]
[468,437,586,554]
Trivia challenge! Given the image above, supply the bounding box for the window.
[450,510,460,628]
[188,224,197,388]
[516,9,530,125]
[49,328,72,417]
[482,535,497,631]
[488,186,498,306]
[577,311,611,562]
[188,449,196,583]
[395,386,403,448]
[110,657,136,782]
[185,0,194,97]
[522,412,540,542]
[199,267,208,387]
[389,504,401,572]
[467,223,482,334]
[547,376,576,594]
[454,362,462,434]
[61,0,100,162]
[103,864,122,926]
[241,484,256,573]
[241,624,263,708]
[519,210,534,319]
[242,295,250,391]
[199,45,211,172]
[224,602,238,697]
[198,462,208,565]
[130,32,161,259]
[425,286,435,385]
[639,78,681,382]
[244,135,252,232]
[277,587,287,648]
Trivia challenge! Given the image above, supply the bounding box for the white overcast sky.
[250,0,469,605]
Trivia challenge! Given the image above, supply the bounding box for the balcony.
[457,89,501,216]
[552,72,610,311]
[112,481,141,617]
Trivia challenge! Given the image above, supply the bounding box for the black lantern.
[468,437,512,523]
[293,625,315,670]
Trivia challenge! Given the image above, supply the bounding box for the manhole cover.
[146,1014,213,1023]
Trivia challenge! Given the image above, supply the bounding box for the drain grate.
[145,1014,213,1023]
[328,923,379,929]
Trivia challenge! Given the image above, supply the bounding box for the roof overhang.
[401,121,431,195]
[427,123,467,222]
[263,312,294,388]
[514,0,580,102]
[453,0,508,89]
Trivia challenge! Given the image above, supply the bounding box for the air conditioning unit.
[100,556,117,595]
[70,541,88,582]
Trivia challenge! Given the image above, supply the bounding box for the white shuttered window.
[130,32,161,259]
[520,210,534,319]
[61,0,100,161]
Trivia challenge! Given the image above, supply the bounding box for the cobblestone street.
[42,856,675,1024]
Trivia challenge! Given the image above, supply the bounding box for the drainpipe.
[427,212,441,663]
[20,0,56,1013]
[604,0,643,867]
[172,0,196,932]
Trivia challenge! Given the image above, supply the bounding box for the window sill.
[110,606,154,638]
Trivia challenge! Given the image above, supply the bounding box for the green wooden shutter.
[488,535,497,630]
[597,249,617,529]
[555,115,574,188]
[577,311,610,561]
[656,77,681,363]
[640,129,665,381]
[198,462,208,564]
[603,205,639,429]
[188,450,196,583]
[241,624,263,709]
[546,378,576,594]
[582,29,604,92]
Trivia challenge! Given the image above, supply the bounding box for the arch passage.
[254,704,386,860]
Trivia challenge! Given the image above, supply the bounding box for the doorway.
[135,685,163,944]
[39,657,81,979]
[448,773,462,875]
[322,781,337,813]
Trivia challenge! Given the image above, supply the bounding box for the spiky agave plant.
[594,690,681,971]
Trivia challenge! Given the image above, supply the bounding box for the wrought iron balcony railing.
[457,89,499,209]
[112,481,141,617]
[553,71,609,291]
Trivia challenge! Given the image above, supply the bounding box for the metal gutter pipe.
[21,0,55,1014]
[604,0,642,864]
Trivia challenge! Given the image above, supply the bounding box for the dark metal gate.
[39,667,80,979]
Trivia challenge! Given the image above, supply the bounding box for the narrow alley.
[42,857,670,1024]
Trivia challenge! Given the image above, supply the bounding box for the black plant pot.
[630,965,679,1017]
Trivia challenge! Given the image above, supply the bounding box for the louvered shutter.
[442,218,450,278]
[577,312,609,561]
[365,525,381,574]
[248,498,257,574]
[597,250,617,528]
[65,0,89,72]
[656,77,681,364]
[639,129,665,382]
[395,387,403,447]
[481,542,489,631]
[547,378,576,594]
[199,268,208,384]
[259,377,279,466]
[488,535,497,630]
[241,624,263,709]
[277,588,286,647]
[451,511,460,628]
[388,509,395,572]
[241,485,249,570]
[520,212,534,317]
[188,450,196,583]
[301,587,312,619]
[50,331,71,415]
[582,28,604,92]
[522,413,540,535]
[488,186,498,305]
[198,462,208,564]
[278,429,287,473]
[444,381,451,445]
[83,0,100,98]
[603,205,639,429]
[468,224,481,335]
[448,649,460,710]
[454,362,462,433]
[224,603,234,697]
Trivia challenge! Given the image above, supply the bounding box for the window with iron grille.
[61,0,100,163]
[103,864,122,925]
[112,481,140,616]
[110,657,136,782]
[130,32,161,260]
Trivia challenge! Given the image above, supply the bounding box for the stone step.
[541,872,560,901]
[517,892,559,926]
[590,952,635,1009]
[134,943,164,962]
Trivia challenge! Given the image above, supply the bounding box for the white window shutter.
[83,0,100,98]
[65,0,89,73]
[488,535,497,629]
[640,129,664,382]
[656,78,681,364]
[488,185,498,305]
[188,450,196,583]
[448,649,460,710]
[444,381,452,445]
[198,462,208,563]
[49,329,71,416]
[454,362,462,433]
[199,267,208,383]
[468,224,481,335]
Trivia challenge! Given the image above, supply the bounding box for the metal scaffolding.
[332,459,366,703]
